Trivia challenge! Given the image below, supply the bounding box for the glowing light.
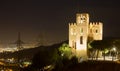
[112,47,116,51]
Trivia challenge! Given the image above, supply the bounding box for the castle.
[69,13,103,60]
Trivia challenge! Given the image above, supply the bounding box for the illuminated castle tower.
[69,13,103,60]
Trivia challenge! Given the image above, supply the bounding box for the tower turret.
[76,13,89,24]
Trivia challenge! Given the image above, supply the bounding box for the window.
[72,41,76,49]
[95,29,98,33]
[74,42,76,49]
[80,28,83,33]
[81,16,86,23]
[80,36,83,44]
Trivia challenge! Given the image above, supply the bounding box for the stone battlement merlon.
[76,13,89,15]
[69,23,77,26]
[89,22,103,26]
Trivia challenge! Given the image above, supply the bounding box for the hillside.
[0,40,68,59]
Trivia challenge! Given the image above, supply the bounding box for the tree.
[54,43,74,70]
[113,39,120,60]
[87,36,94,59]
[90,40,112,60]
[59,43,72,59]
[90,40,102,60]
[31,47,59,70]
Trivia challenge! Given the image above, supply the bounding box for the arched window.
[72,41,76,49]
[80,36,83,44]
[74,42,76,49]
[95,29,98,33]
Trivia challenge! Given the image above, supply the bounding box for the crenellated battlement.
[69,23,77,27]
[89,22,103,31]
[89,22,102,26]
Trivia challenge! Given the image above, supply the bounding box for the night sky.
[0,0,120,45]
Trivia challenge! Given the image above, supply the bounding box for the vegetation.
[1,39,120,71]
[21,42,79,71]
[59,43,72,58]
[88,39,120,61]
[89,40,112,60]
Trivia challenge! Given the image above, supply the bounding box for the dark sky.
[0,0,120,45]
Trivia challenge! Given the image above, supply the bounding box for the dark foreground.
[65,60,120,71]
[1,60,120,71]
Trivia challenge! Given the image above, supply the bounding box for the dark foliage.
[66,61,120,71]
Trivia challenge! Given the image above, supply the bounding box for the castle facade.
[69,13,103,60]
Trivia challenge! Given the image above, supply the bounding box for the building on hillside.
[69,13,103,60]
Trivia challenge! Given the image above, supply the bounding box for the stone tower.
[69,13,103,60]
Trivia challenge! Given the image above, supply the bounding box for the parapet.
[89,22,102,27]
[69,23,77,27]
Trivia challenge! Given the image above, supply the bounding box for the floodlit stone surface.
[69,13,103,60]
